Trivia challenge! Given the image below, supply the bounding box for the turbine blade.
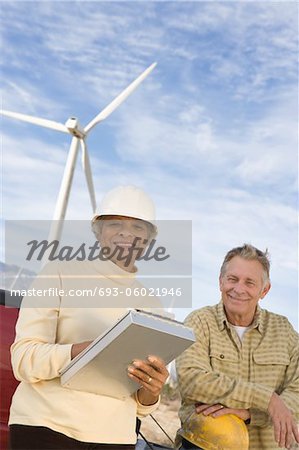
[80,139,97,213]
[1,109,69,133]
[84,62,157,133]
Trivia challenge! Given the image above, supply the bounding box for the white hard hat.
[92,185,156,228]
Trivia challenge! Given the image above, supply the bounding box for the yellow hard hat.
[178,412,249,450]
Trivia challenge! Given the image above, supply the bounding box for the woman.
[9,185,169,450]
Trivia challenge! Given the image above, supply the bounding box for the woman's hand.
[127,355,169,406]
[71,341,92,359]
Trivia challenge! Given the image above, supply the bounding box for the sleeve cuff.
[252,385,273,412]
[134,391,160,418]
[249,408,271,427]
[57,344,73,374]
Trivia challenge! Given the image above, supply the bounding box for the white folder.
[60,309,195,400]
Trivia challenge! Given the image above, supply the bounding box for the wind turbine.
[1,62,157,242]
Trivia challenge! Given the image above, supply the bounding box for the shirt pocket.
[209,351,239,378]
[253,352,290,391]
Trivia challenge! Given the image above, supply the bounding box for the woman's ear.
[91,220,102,241]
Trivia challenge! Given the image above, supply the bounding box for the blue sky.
[1,1,298,328]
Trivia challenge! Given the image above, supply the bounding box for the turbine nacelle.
[65,117,85,138]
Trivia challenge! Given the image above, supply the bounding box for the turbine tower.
[1,62,156,242]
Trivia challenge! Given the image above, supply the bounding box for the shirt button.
[220,354,225,359]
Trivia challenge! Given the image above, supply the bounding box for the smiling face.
[219,256,271,326]
[96,215,151,272]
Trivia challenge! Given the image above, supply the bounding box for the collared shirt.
[176,302,299,450]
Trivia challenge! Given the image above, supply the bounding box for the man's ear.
[261,282,271,299]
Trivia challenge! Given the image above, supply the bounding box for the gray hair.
[220,244,270,285]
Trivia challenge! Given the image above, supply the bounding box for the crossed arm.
[195,394,299,449]
[176,312,299,449]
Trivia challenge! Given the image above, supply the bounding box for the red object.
[0,291,20,450]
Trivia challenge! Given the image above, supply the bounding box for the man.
[176,244,299,450]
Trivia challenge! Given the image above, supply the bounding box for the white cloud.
[111,82,297,196]
[1,81,69,118]
[3,2,297,105]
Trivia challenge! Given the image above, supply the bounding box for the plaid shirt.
[176,302,299,450]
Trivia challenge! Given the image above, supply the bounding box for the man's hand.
[127,355,169,406]
[268,392,299,449]
[196,403,250,422]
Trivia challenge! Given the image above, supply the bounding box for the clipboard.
[60,309,195,399]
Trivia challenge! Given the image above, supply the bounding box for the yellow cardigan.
[9,259,162,444]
